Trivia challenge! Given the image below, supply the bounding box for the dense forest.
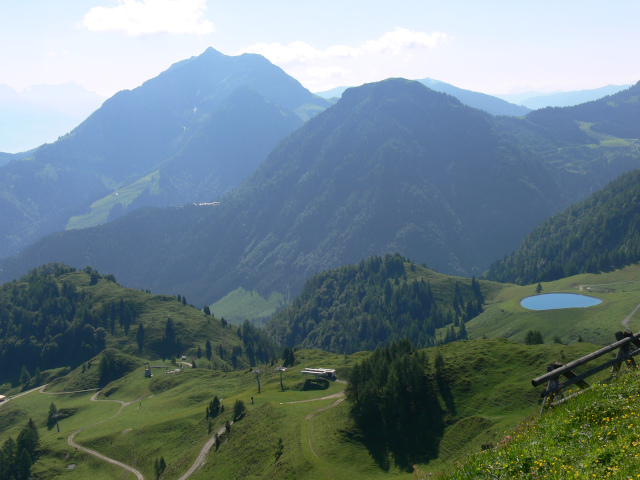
[0,263,272,388]
[345,340,445,468]
[265,253,487,354]
[0,419,39,480]
[485,169,640,285]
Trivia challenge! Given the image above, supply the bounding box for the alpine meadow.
[2,5,640,478]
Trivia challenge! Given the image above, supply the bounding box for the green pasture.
[6,264,640,478]
[1,336,626,479]
[211,287,288,325]
[469,264,640,345]
[578,121,636,148]
[66,170,161,230]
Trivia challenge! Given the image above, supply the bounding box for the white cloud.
[245,28,446,63]
[242,28,448,92]
[81,0,214,36]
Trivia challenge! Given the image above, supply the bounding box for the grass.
[442,370,640,479]
[7,264,640,478]
[468,264,640,346]
[577,122,635,148]
[66,170,161,230]
[0,338,627,479]
[211,287,289,325]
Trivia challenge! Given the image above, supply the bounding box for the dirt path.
[284,391,344,404]
[177,388,347,479]
[176,421,233,480]
[622,302,640,330]
[41,387,100,395]
[2,384,145,478]
[303,395,345,475]
[66,391,146,480]
[305,397,345,420]
[0,385,45,409]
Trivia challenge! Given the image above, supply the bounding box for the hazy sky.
[1,0,639,98]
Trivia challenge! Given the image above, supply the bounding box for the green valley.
[0,338,602,479]
[4,260,640,478]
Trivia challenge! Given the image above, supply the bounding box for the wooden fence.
[532,330,640,413]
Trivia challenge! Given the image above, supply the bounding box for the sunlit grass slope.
[442,370,640,479]
[468,264,640,345]
[66,170,161,230]
[210,286,289,325]
[1,339,610,479]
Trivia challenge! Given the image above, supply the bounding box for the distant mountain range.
[316,78,531,116]
[0,47,329,257]
[495,84,631,109]
[1,78,638,308]
[316,82,632,113]
[0,83,105,154]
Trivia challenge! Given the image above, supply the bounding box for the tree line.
[266,253,484,354]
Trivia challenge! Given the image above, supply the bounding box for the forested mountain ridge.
[316,77,532,116]
[264,253,499,354]
[1,78,639,309]
[0,47,326,257]
[525,81,640,140]
[484,168,640,285]
[0,79,564,305]
[0,263,272,389]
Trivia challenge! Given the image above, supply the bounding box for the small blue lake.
[521,293,602,311]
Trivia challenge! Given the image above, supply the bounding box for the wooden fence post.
[534,330,640,413]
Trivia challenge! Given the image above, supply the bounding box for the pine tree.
[136,323,145,353]
[19,366,31,385]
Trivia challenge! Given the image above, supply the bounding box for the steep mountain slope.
[0,79,567,306]
[485,168,640,285]
[522,81,640,141]
[0,48,326,257]
[66,86,303,227]
[2,78,638,308]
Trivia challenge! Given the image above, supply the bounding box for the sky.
[1,0,639,99]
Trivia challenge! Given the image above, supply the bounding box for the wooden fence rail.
[533,330,640,413]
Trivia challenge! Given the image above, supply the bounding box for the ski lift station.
[301,368,337,380]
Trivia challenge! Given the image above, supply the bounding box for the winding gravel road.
[67,391,146,480]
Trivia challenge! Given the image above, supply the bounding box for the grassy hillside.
[469,263,640,346]
[0,339,605,479]
[66,170,161,230]
[442,369,640,479]
[0,264,270,389]
[211,287,289,325]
